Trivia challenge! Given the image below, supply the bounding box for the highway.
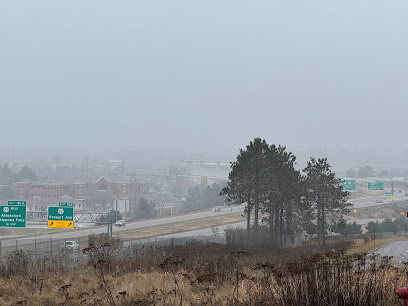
[0,188,406,250]
[0,206,244,248]
[155,221,246,239]
[349,193,406,208]
[372,240,408,264]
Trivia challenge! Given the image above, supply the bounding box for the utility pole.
[107,211,113,238]
[374,224,376,246]
[115,199,118,223]
[110,211,113,238]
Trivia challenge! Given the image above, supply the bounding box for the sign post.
[48,206,74,228]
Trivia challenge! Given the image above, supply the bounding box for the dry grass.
[348,236,407,254]
[348,186,384,199]
[0,234,407,305]
[0,226,66,237]
[346,201,408,220]
[116,213,243,239]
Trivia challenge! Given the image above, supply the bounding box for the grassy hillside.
[0,234,405,305]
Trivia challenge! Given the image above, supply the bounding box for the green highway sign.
[0,205,26,227]
[59,202,74,208]
[342,180,356,191]
[48,206,74,228]
[8,201,26,206]
[368,181,384,191]
[386,192,393,196]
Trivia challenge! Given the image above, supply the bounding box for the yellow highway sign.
[353,209,357,213]
[401,212,405,215]
[48,220,74,228]
[391,195,395,200]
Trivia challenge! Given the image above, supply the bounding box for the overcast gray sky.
[1,1,407,161]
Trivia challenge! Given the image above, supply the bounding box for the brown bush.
[0,237,404,305]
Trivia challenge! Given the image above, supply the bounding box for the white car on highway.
[115,220,126,226]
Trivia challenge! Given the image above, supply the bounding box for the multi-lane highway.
[0,206,244,248]
[0,183,406,250]
[349,193,406,208]
[372,240,408,264]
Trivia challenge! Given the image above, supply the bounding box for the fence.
[0,234,227,264]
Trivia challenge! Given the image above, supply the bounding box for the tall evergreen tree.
[303,158,350,245]
[222,138,270,231]
[263,145,306,245]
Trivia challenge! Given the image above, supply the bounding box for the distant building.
[107,160,125,171]
[14,176,149,211]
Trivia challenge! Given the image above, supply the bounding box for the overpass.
[26,210,110,223]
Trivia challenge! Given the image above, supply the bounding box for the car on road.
[115,219,126,226]
[63,241,80,251]
[212,206,221,212]
[74,224,85,229]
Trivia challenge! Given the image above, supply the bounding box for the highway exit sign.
[0,205,26,227]
[8,201,26,206]
[48,207,74,228]
[368,181,384,191]
[386,192,393,196]
[59,202,74,208]
[342,180,356,191]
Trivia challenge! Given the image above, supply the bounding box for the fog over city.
[1,1,407,163]
[2,2,408,303]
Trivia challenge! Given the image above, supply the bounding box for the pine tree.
[303,158,349,245]
[222,138,269,231]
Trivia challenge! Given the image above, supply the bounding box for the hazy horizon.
[1,1,407,163]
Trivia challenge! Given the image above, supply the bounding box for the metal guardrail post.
[15,240,18,251]
[50,239,53,253]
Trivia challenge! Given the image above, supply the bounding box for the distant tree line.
[0,165,38,199]
[0,165,37,185]
[345,165,375,178]
[346,165,408,178]
[333,219,362,235]
[127,197,157,221]
[182,183,225,212]
[366,217,408,235]
[221,138,350,246]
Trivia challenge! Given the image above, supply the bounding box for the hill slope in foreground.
[0,234,405,305]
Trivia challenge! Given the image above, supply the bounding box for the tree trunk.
[322,199,326,245]
[254,169,260,230]
[317,199,321,246]
[274,201,280,241]
[286,206,292,245]
[246,193,251,232]
[279,204,284,246]
[269,192,274,235]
